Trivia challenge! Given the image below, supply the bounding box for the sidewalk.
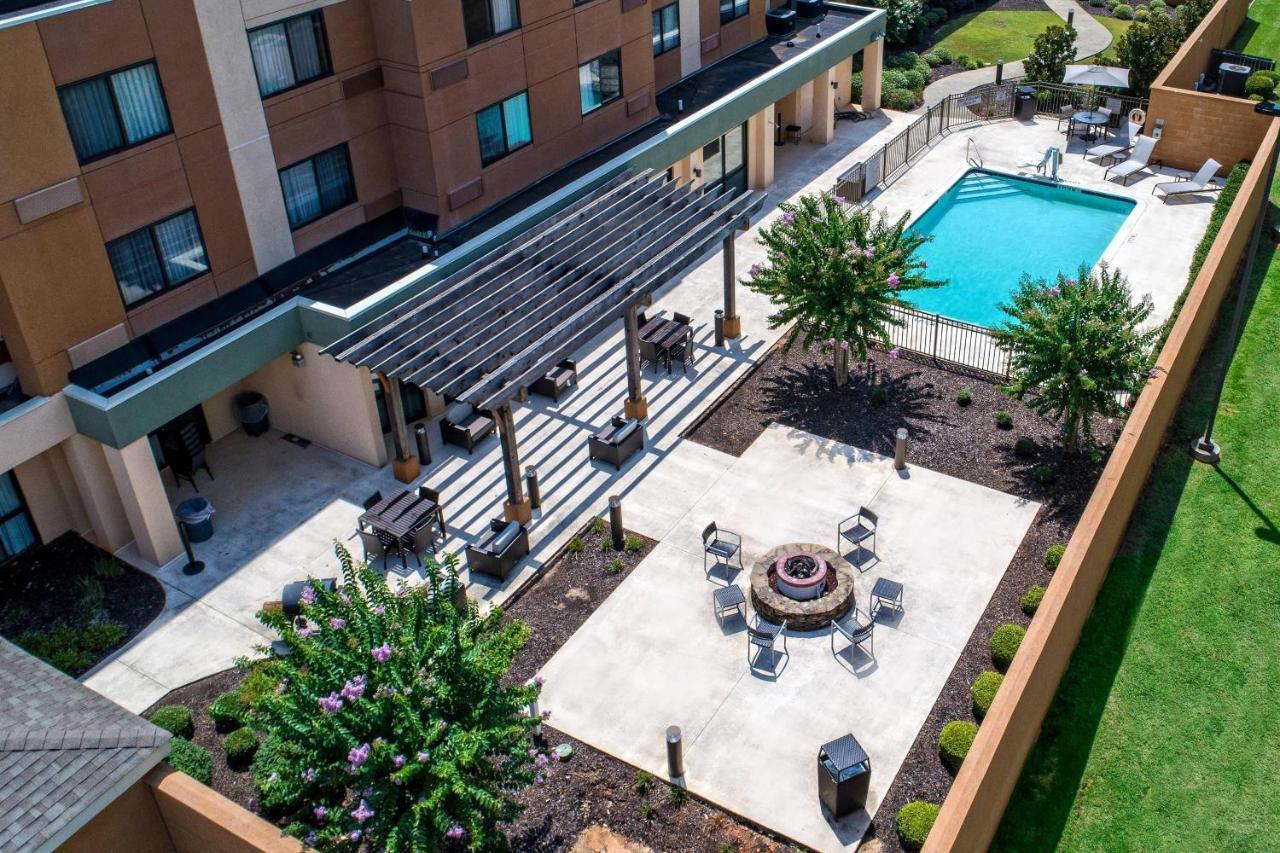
[920,0,1113,108]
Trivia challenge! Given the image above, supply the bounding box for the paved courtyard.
[539,424,1040,851]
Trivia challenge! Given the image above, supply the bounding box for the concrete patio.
[538,424,1040,852]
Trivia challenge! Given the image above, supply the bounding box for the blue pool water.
[904,169,1135,327]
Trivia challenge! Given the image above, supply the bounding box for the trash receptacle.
[234,391,270,437]
[1015,86,1037,121]
[176,497,215,543]
[414,422,432,465]
[818,734,871,818]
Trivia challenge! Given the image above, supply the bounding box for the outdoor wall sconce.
[693,167,703,178]
[291,351,305,367]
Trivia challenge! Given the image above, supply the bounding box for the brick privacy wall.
[923,118,1280,853]
[1158,0,1250,90]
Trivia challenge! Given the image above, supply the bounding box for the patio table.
[359,490,440,546]
[639,318,691,374]
[1071,111,1109,143]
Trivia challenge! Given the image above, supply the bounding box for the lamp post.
[1191,127,1278,464]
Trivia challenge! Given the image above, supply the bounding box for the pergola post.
[378,372,420,483]
[623,305,649,420]
[494,402,532,523]
[722,232,742,339]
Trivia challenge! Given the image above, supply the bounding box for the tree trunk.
[834,347,849,387]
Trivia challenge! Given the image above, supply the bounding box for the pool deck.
[871,115,1217,325]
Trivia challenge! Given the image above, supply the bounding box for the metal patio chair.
[837,507,877,557]
[359,529,389,572]
[702,522,743,578]
[361,491,383,511]
[830,610,875,662]
[747,615,788,673]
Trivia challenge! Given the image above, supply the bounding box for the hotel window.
[462,0,520,46]
[652,4,680,56]
[57,61,171,163]
[0,472,37,564]
[248,11,332,98]
[106,210,209,308]
[720,0,749,24]
[279,144,356,230]
[476,91,532,166]
[579,50,622,116]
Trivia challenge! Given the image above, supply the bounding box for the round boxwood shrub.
[883,69,911,90]
[924,52,945,67]
[1044,543,1066,570]
[995,410,1014,429]
[209,691,249,732]
[932,46,954,64]
[1246,71,1277,100]
[1034,464,1056,485]
[884,87,919,111]
[167,737,212,785]
[956,387,973,407]
[901,68,927,90]
[886,51,921,70]
[1133,6,1150,20]
[938,720,978,772]
[1149,0,1166,8]
[962,56,982,71]
[1014,436,1036,458]
[149,704,194,739]
[896,801,941,850]
[990,623,1027,671]
[1021,584,1046,616]
[1114,3,1134,18]
[972,671,1003,719]
[223,727,259,766]
[955,53,972,67]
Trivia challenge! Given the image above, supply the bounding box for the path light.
[666,726,684,778]
[609,496,625,550]
[525,466,541,510]
[894,428,908,471]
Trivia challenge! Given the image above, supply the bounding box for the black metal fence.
[1208,47,1275,77]
[885,304,1011,381]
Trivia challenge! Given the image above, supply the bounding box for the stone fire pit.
[750,543,857,630]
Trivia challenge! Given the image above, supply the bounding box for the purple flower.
[534,675,546,688]
[864,247,876,258]
[297,625,315,639]
[446,825,466,840]
[302,768,316,783]
[1148,368,1160,378]
[781,211,796,224]
[1080,368,1089,376]
[348,742,371,770]
[918,259,928,269]
[351,800,375,824]
[1050,286,1061,296]
[540,710,552,720]
[834,194,847,204]
[371,643,392,663]
[827,337,837,346]
[748,263,762,278]
[536,753,550,767]
[417,751,431,763]
[341,675,366,702]
[300,585,316,606]
[349,830,362,842]
[318,693,343,714]
[890,347,901,360]
[313,806,327,822]
[1066,278,1077,286]
[395,585,411,597]
[247,797,258,813]
[305,833,316,846]
[372,604,385,615]
[393,754,406,768]
[535,772,546,784]
[887,273,900,289]
[328,617,346,630]
[839,341,850,351]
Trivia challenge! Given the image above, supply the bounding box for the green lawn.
[994,195,1280,849]
[933,10,1064,63]
[1230,0,1280,59]
[1082,16,1132,64]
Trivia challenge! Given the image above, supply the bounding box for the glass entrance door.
[0,471,37,563]
[701,123,747,196]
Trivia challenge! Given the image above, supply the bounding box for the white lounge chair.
[1087,121,1142,164]
[1152,158,1223,202]
[1104,135,1158,186]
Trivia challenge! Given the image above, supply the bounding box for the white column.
[102,437,183,567]
[62,434,134,553]
[811,67,837,144]
[192,0,295,273]
[862,39,884,113]
[747,107,775,190]
[835,56,855,110]
[678,0,702,78]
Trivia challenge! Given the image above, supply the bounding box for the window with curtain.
[279,144,356,230]
[652,4,680,56]
[579,50,622,116]
[106,209,209,308]
[248,11,332,98]
[462,0,520,46]
[57,61,171,163]
[0,471,37,563]
[720,0,749,24]
[475,91,532,166]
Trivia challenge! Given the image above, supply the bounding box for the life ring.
[1129,107,1147,127]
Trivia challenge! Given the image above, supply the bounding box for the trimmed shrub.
[1034,464,1056,485]
[883,69,911,91]
[971,671,1003,719]
[624,534,644,553]
[896,801,941,850]
[1021,584,1046,616]
[886,51,921,70]
[223,727,260,766]
[962,56,982,71]
[1149,0,1166,8]
[990,623,1027,671]
[1134,6,1150,20]
[901,68,927,90]
[938,720,978,772]
[954,53,971,67]
[932,46,954,64]
[149,705,195,739]
[1246,71,1278,100]
[1113,4,1134,18]
[1089,0,1106,7]
[606,557,624,575]
[851,71,864,101]
[995,410,1014,429]
[883,88,920,110]
[924,52,945,67]
[956,387,973,406]
[238,666,283,708]
[1044,543,1066,570]
[209,691,249,732]
[1014,436,1036,458]
[168,738,213,785]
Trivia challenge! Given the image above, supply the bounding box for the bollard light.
[526,466,541,510]
[714,309,725,348]
[609,496,625,550]
[894,428,908,471]
[666,726,684,778]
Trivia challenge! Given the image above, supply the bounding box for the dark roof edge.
[0,0,113,31]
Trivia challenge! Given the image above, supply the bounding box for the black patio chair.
[702,522,743,578]
[359,530,389,572]
[418,485,446,537]
[747,615,788,673]
[837,507,877,558]
[668,327,695,373]
[673,311,693,326]
[362,491,383,511]
[830,610,875,662]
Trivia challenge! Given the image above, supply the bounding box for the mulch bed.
[686,345,1110,850]
[0,532,165,676]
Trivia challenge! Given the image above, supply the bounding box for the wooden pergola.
[324,170,765,521]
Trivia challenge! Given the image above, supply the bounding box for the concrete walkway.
[920,0,1113,108]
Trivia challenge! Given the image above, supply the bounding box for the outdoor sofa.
[588,416,644,470]
[441,402,495,454]
[466,518,530,581]
[530,359,578,402]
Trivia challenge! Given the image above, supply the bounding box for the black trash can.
[234,391,270,437]
[176,497,215,543]
[818,734,871,818]
[1015,86,1038,121]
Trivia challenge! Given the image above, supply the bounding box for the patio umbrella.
[1062,65,1131,112]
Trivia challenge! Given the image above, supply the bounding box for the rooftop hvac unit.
[794,0,825,18]
[1218,62,1252,98]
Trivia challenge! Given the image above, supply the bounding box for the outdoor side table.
[870,577,904,620]
[713,585,746,625]
[818,734,871,818]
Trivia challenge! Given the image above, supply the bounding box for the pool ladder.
[965,137,983,168]
[1036,146,1063,181]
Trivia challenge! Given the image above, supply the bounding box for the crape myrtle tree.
[744,193,943,385]
[245,545,548,851]
[992,264,1159,456]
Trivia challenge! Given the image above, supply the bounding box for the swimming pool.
[905,169,1135,327]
